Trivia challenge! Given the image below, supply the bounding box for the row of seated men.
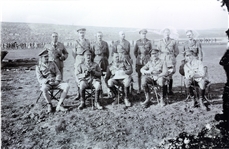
[36,28,209,113]
[36,48,209,113]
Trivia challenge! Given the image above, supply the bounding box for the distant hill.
[1,22,227,43]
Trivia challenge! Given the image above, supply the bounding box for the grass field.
[1,43,228,148]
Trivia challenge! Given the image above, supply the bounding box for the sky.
[0,0,228,30]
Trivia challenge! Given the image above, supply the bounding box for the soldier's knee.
[62,83,70,91]
[93,81,101,90]
[79,81,87,90]
[124,76,132,87]
[157,78,164,86]
[108,79,114,87]
[41,84,50,92]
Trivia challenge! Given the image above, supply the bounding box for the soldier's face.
[42,55,49,63]
[163,29,170,38]
[51,34,58,43]
[185,54,193,61]
[113,54,119,63]
[186,31,193,40]
[119,33,125,40]
[140,33,146,39]
[79,31,85,39]
[85,53,91,61]
[97,33,103,41]
[151,53,159,60]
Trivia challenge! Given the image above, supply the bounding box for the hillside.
[1,22,226,43]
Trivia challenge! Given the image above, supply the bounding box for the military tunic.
[183,39,203,61]
[134,39,152,75]
[91,40,109,72]
[44,42,68,79]
[112,39,131,63]
[105,60,132,87]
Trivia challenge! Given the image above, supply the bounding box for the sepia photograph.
[1,0,229,148]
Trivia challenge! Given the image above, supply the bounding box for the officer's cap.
[139,29,147,34]
[38,49,48,56]
[83,49,92,55]
[151,48,160,54]
[77,28,86,33]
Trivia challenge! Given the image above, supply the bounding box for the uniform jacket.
[183,39,203,61]
[36,61,61,85]
[141,58,168,79]
[184,58,205,82]
[91,40,109,59]
[44,42,68,69]
[112,39,130,56]
[76,62,102,82]
[158,38,179,57]
[105,60,133,84]
[134,38,152,65]
[73,38,91,56]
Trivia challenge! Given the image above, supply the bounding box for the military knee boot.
[124,87,131,107]
[160,85,167,107]
[199,89,206,109]
[189,87,197,107]
[109,86,119,105]
[95,90,103,110]
[141,86,151,107]
[168,79,174,95]
[78,89,86,110]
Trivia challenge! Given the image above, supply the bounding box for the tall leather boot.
[141,85,150,107]
[94,90,103,110]
[199,89,205,109]
[124,87,131,107]
[168,79,174,95]
[109,86,119,105]
[189,87,198,107]
[78,89,86,110]
[159,85,166,107]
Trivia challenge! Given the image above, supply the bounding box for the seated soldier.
[184,50,208,109]
[140,49,168,107]
[36,49,69,113]
[76,50,103,110]
[105,52,133,107]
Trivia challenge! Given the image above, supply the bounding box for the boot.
[168,79,174,95]
[78,89,86,110]
[109,87,119,105]
[124,87,131,107]
[188,87,198,107]
[159,85,166,107]
[94,90,103,110]
[140,86,150,108]
[199,89,206,109]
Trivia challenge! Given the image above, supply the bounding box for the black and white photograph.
[1,0,229,148]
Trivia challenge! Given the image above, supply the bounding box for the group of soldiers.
[36,27,210,112]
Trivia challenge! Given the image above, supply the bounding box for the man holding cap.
[140,48,168,107]
[105,52,133,107]
[158,28,179,95]
[72,28,91,99]
[112,31,131,63]
[184,50,208,110]
[134,29,152,94]
[76,50,103,110]
[44,32,68,80]
[36,49,69,113]
[91,31,109,73]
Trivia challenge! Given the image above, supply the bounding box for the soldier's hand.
[142,70,151,75]
[49,81,56,86]
[59,55,65,61]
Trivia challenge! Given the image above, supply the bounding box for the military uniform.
[36,50,69,112]
[105,59,133,106]
[184,52,207,109]
[140,49,168,107]
[44,41,68,79]
[112,39,131,63]
[158,38,179,94]
[76,50,103,110]
[91,40,109,72]
[134,38,152,75]
[183,39,203,61]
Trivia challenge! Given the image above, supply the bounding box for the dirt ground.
[1,44,228,148]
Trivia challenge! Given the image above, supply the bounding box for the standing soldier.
[91,31,109,73]
[134,29,152,94]
[183,30,203,61]
[44,32,68,80]
[158,28,179,95]
[72,28,91,99]
[112,31,131,63]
